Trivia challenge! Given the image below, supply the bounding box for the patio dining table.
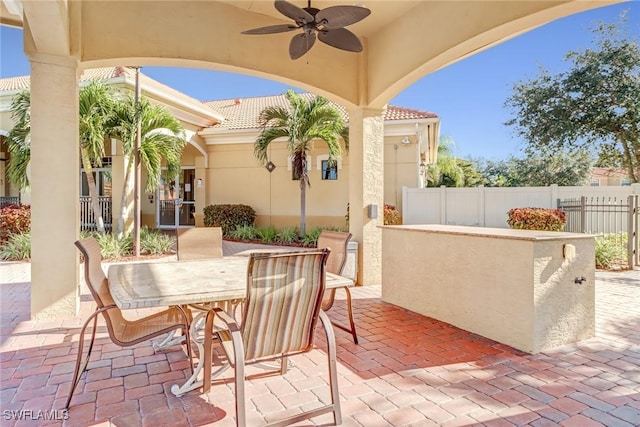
[107,255,354,396]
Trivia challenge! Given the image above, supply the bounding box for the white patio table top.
[108,256,354,310]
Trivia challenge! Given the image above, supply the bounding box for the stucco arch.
[2,0,623,318]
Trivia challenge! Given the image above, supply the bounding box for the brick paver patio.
[1,243,638,426]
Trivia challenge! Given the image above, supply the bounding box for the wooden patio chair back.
[176,227,223,260]
[66,237,192,409]
[203,249,342,426]
[316,230,359,344]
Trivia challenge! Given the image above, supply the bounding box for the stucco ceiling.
[1,0,625,108]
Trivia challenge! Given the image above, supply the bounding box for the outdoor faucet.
[574,277,587,285]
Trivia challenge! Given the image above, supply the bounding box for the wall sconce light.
[148,193,154,204]
[196,178,203,188]
[368,204,378,219]
[401,137,411,145]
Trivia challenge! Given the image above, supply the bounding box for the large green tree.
[6,82,116,233]
[474,151,595,187]
[107,95,186,236]
[254,90,348,235]
[505,12,640,182]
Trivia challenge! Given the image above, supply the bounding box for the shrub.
[140,227,175,255]
[384,204,402,225]
[94,232,134,259]
[277,227,299,244]
[257,225,278,243]
[203,204,256,236]
[301,227,323,247]
[0,232,31,260]
[231,224,258,240]
[0,204,31,242]
[507,207,566,231]
[595,233,628,270]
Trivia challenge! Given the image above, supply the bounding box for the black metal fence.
[0,196,20,208]
[80,196,113,232]
[558,195,639,268]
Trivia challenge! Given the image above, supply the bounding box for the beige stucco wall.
[202,133,421,231]
[206,140,351,230]
[381,224,596,353]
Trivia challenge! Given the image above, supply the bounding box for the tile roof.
[1,69,438,129]
[0,67,130,91]
[204,93,438,130]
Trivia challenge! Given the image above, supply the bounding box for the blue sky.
[1,2,638,159]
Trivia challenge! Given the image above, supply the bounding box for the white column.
[29,56,80,318]
[347,107,385,286]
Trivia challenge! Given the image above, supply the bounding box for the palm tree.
[107,95,186,237]
[426,135,465,187]
[6,91,31,191]
[78,82,117,233]
[6,83,116,233]
[254,90,348,236]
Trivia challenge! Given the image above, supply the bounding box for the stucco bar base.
[381,225,596,354]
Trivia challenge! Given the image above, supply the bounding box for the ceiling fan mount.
[242,0,371,60]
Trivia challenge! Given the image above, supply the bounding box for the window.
[321,160,338,180]
[621,179,631,186]
[590,179,600,187]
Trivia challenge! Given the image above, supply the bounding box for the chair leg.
[231,330,247,427]
[322,288,337,311]
[64,311,99,410]
[319,310,342,425]
[325,286,359,344]
[342,287,358,345]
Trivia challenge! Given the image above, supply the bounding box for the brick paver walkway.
[1,245,638,426]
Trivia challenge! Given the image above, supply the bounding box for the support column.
[29,56,80,318]
[347,107,385,286]
[194,156,207,226]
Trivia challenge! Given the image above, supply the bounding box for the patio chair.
[202,249,342,427]
[177,226,243,315]
[176,226,223,260]
[65,237,193,409]
[317,230,358,344]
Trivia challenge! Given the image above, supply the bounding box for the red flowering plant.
[384,204,402,225]
[507,207,566,232]
[0,204,31,242]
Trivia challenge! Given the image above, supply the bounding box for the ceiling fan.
[241,0,371,60]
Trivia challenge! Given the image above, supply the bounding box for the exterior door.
[157,167,196,228]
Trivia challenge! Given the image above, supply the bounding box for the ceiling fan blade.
[318,28,363,52]
[275,0,314,24]
[289,32,316,60]
[242,24,298,35]
[316,5,371,30]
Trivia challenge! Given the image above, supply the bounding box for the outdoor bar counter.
[381,224,596,354]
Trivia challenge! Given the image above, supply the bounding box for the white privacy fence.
[402,184,640,229]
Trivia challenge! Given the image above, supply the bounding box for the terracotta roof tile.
[0,75,31,91]
[1,70,438,129]
[204,93,437,130]
[0,67,127,92]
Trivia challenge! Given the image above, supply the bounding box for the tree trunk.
[300,177,306,237]
[117,155,133,238]
[80,148,106,234]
